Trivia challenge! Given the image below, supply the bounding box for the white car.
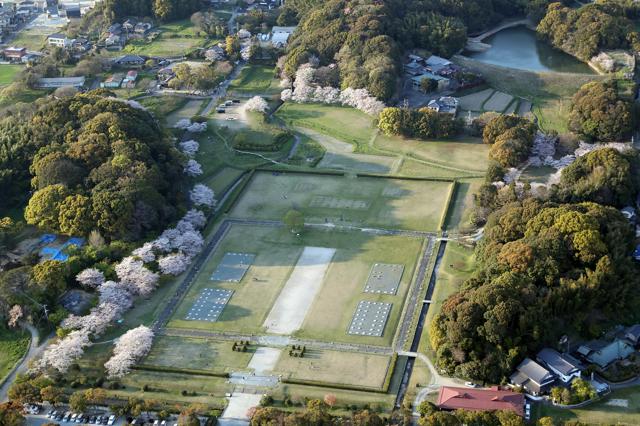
[107,415,117,425]
[464,382,480,388]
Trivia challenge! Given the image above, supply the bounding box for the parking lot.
[25,413,126,426]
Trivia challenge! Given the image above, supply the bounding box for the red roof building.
[437,386,525,417]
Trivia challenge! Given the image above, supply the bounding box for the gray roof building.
[510,358,555,395]
[537,348,582,383]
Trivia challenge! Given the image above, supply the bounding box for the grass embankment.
[0,65,22,87]
[0,327,30,383]
[228,65,281,95]
[419,242,476,356]
[452,55,604,133]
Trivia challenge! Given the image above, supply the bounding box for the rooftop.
[537,348,581,376]
[437,386,524,417]
[514,358,554,385]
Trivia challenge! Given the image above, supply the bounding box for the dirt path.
[295,127,355,153]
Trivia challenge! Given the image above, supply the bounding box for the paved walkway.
[0,324,50,402]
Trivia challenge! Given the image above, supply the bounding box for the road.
[0,324,52,402]
[201,61,246,116]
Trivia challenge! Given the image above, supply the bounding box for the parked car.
[464,382,480,388]
[107,414,117,425]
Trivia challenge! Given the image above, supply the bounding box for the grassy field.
[276,103,376,151]
[9,28,47,51]
[452,55,604,133]
[275,349,391,389]
[0,65,21,87]
[228,65,281,95]
[166,99,207,127]
[0,327,30,383]
[443,178,484,232]
[419,242,475,355]
[119,19,211,57]
[168,224,424,347]
[230,171,452,232]
[536,386,640,425]
[143,335,252,373]
[202,167,245,196]
[373,134,489,176]
[139,96,188,121]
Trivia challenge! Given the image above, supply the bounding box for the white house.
[270,26,296,48]
[37,76,86,88]
[47,32,73,48]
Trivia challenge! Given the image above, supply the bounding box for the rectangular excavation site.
[364,263,404,295]
[263,246,335,335]
[185,288,233,322]
[211,252,256,282]
[347,301,392,337]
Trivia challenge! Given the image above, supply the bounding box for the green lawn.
[168,224,424,347]
[9,28,47,51]
[419,242,475,355]
[276,103,377,152]
[0,65,22,87]
[275,349,391,389]
[139,96,188,120]
[230,171,452,232]
[119,20,212,57]
[452,55,604,133]
[536,386,640,425]
[373,133,488,175]
[143,335,252,373]
[443,178,485,232]
[0,327,30,383]
[228,65,281,95]
[166,99,207,127]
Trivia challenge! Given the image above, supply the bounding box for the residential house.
[270,26,296,48]
[427,97,459,115]
[61,3,80,18]
[121,70,138,88]
[122,18,137,33]
[100,73,124,88]
[21,52,42,63]
[237,28,251,39]
[437,386,524,417]
[205,45,225,61]
[36,76,86,88]
[536,348,582,384]
[625,325,640,347]
[133,22,152,38]
[113,54,145,67]
[105,34,124,50]
[3,46,27,62]
[411,72,449,92]
[47,32,72,48]
[577,339,635,369]
[107,23,122,36]
[404,61,423,76]
[509,358,556,395]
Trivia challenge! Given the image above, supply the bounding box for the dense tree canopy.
[284,0,530,101]
[432,199,640,383]
[568,81,632,142]
[482,115,537,168]
[378,107,462,139]
[7,93,185,241]
[537,2,639,61]
[555,148,639,207]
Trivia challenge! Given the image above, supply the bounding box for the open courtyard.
[143,170,450,395]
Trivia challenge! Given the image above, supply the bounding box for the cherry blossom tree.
[180,209,206,230]
[62,303,119,336]
[104,326,154,378]
[98,281,133,312]
[190,184,215,207]
[158,253,190,275]
[174,119,192,129]
[179,140,199,157]
[244,96,269,113]
[115,257,160,296]
[132,242,156,263]
[76,268,105,289]
[187,122,207,133]
[35,330,91,373]
[7,305,23,328]
[184,159,203,177]
[174,230,204,257]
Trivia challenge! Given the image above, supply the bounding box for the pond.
[465,26,594,74]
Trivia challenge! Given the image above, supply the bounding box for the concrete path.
[0,324,50,402]
[221,393,261,423]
